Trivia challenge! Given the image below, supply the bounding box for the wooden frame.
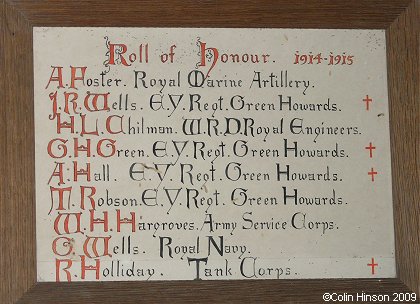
[1,1,418,303]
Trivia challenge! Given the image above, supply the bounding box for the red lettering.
[54,212,82,235]
[69,66,87,89]
[83,236,112,258]
[56,259,73,282]
[45,66,64,89]
[52,237,73,256]
[47,138,68,158]
[198,41,219,78]
[90,210,109,232]
[73,161,91,182]
[109,43,130,66]
[116,209,136,232]
[80,186,96,210]
[49,186,72,214]
[80,255,100,280]
[97,139,116,158]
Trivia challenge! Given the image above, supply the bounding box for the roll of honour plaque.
[34,28,395,281]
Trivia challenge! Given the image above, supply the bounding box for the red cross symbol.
[367,258,378,274]
[365,142,376,158]
[363,95,373,111]
[368,168,378,182]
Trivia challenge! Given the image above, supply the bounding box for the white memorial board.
[34,28,395,281]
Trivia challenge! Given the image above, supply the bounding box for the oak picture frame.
[1,1,419,303]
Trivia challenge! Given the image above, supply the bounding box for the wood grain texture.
[0,0,6,299]
[387,0,420,296]
[1,1,36,304]
[0,0,418,303]
[15,279,418,304]
[0,3,36,303]
[6,0,413,29]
